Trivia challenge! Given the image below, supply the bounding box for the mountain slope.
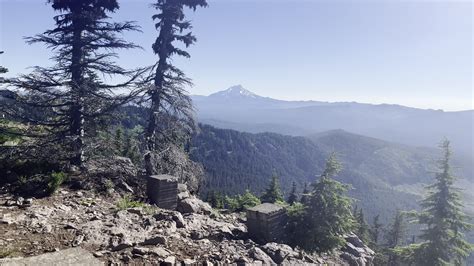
[191,86,474,167]
[190,125,474,223]
[308,129,443,186]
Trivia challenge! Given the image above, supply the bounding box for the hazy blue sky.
[0,0,472,111]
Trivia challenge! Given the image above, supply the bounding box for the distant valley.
[190,125,474,224]
[190,86,474,222]
[192,85,474,166]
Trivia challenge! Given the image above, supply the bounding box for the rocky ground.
[0,182,374,265]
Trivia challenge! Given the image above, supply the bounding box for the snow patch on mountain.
[208,85,260,99]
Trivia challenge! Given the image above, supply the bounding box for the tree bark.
[145,20,172,176]
[69,8,85,167]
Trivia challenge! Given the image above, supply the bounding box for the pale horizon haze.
[0,0,472,111]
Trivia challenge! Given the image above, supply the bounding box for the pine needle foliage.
[260,174,284,204]
[396,139,473,266]
[1,0,144,167]
[287,181,298,205]
[143,0,207,175]
[286,153,355,252]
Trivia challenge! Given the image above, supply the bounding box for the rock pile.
[0,186,375,265]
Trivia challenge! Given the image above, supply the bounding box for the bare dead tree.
[1,0,146,168]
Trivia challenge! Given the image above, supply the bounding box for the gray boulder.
[249,247,276,265]
[178,196,212,215]
[261,242,298,264]
[142,235,167,246]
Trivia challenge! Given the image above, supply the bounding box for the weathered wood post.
[246,203,287,244]
[147,175,178,210]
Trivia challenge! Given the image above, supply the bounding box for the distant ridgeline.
[189,124,474,224]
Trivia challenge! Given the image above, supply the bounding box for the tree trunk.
[69,10,85,168]
[145,21,172,176]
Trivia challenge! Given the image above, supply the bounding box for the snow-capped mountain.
[191,85,474,164]
[192,85,326,109]
[208,85,259,99]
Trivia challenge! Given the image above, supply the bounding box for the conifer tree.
[370,214,383,245]
[2,0,143,167]
[356,209,371,243]
[260,174,284,203]
[369,214,386,265]
[122,129,141,164]
[386,210,405,266]
[287,153,355,252]
[397,140,473,265]
[300,182,309,205]
[143,0,207,175]
[114,127,124,154]
[287,181,298,205]
[207,190,224,209]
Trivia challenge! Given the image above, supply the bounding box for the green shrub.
[116,195,145,210]
[239,190,261,210]
[47,172,67,194]
[225,189,261,212]
[104,179,114,191]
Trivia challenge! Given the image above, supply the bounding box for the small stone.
[111,241,133,252]
[5,200,17,206]
[142,235,166,246]
[93,251,104,257]
[177,191,190,201]
[162,256,176,266]
[119,181,134,193]
[182,258,196,265]
[72,235,84,247]
[249,247,275,265]
[24,198,33,205]
[149,247,169,258]
[64,223,78,230]
[0,214,13,225]
[132,247,149,255]
[16,197,25,205]
[121,253,132,262]
[127,207,143,216]
[171,212,185,228]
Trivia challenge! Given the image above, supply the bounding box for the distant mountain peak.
[209,85,260,98]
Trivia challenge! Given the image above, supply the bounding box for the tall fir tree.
[287,153,355,252]
[369,214,386,265]
[370,214,383,246]
[260,174,284,203]
[356,208,371,243]
[386,210,406,266]
[2,0,143,167]
[143,0,207,176]
[287,181,298,205]
[397,139,473,265]
[300,182,309,205]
